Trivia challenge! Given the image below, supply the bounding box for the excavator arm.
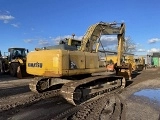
[80,22,125,66]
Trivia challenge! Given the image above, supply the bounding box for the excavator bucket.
[17,65,29,79]
[117,69,131,80]
[116,63,132,80]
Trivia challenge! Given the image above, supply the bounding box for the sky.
[0,0,160,55]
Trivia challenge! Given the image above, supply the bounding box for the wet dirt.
[121,79,160,120]
[119,67,160,120]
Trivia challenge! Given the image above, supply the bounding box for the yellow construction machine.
[105,53,133,74]
[134,57,145,71]
[60,34,81,48]
[1,48,29,78]
[124,55,135,71]
[27,22,130,105]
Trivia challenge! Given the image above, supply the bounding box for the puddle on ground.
[134,88,160,103]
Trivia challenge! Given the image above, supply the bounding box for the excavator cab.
[59,38,81,50]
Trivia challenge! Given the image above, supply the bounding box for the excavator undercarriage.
[27,22,130,105]
[29,74,125,105]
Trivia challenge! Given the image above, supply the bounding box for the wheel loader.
[27,22,131,105]
[1,48,29,78]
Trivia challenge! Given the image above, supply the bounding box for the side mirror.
[27,49,29,53]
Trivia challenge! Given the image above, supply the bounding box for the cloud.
[99,36,118,47]
[100,36,130,51]
[147,48,160,53]
[42,35,119,48]
[101,36,117,42]
[128,45,136,49]
[148,38,160,44]
[54,35,82,41]
[24,38,50,46]
[11,23,19,28]
[24,37,51,47]
[52,35,83,45]
[137,49,146,52]
[52,35,118,48]
[38,39,49,46]
[24,35,135,50]
[0,10,16,26]
[0,14,14,23]
[24,39,34,43]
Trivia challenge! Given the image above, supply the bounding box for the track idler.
[29,77,52,93]
[29,77,65,93]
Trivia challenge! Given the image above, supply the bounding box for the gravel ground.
[0,75,32,98]
[0,68,160,120]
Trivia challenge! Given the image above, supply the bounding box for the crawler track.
[0,74,125,113]
[0,89,60,112]
[0,83,125,120]
[61,75,125,105]
[53,89,125,120]
[29,74,125,106]
[53,76,125,119]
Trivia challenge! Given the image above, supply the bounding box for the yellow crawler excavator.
[27,22,130,105]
